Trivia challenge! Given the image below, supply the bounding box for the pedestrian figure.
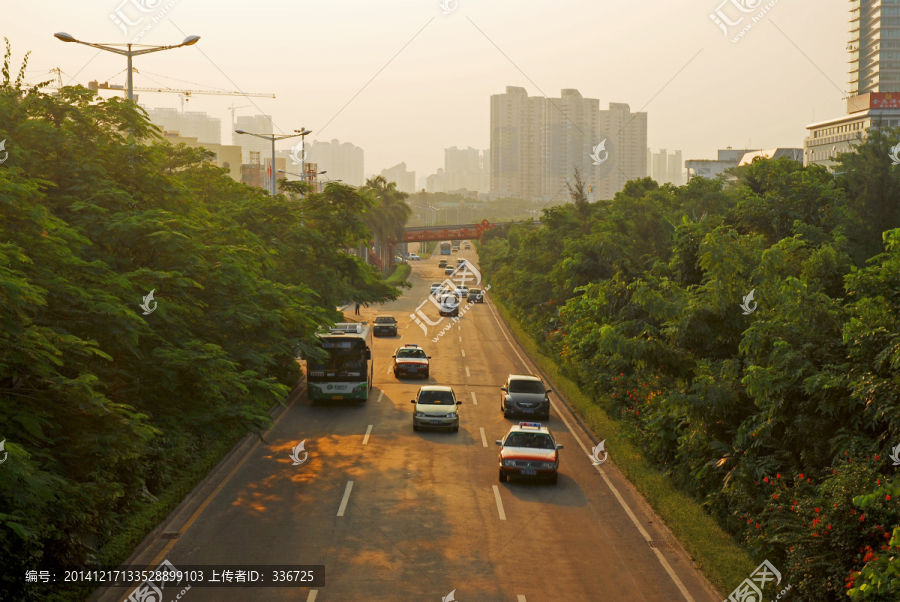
[355,302,361,315]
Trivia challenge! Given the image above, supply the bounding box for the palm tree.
[361,176,412,269]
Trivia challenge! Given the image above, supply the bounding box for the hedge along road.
[98,245,719,602]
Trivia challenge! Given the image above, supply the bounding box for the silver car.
[501,375,552,420]
[412,386,461,432]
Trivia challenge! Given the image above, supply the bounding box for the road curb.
[485,295,724,602]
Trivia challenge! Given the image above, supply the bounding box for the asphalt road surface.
[97,242,719,602]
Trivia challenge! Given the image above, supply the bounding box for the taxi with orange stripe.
[496,422,564,484]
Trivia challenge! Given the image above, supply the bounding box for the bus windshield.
[309,341,366,376]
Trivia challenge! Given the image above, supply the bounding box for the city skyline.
[5,0,849,185]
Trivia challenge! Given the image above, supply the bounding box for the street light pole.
[237,129,308,196]
[53,33,201,102]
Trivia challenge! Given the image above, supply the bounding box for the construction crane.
[228,103,252,144]
[90,80,274,105]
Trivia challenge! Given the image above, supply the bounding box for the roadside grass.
[384,263,411,286]
[490,293,755,597]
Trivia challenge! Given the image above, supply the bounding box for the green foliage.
[0,42,404,601]
[479,146,900,601]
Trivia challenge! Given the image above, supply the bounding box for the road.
[97,242,719,602]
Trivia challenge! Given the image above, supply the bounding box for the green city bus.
[306,322,373,402]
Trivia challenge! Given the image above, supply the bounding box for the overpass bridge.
[397,219,541,244]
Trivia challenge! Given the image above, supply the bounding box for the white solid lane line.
[492,485,506,520]
[517,596,526,602]
[386,365,392,375]
[337,481,354,517]
[307,591,318,602]
[363,425,373,445]
[465,367,470,377]
[471,392,478,405]
[479,427,488,448]
[461,349,466,357]
[376,390,384,403]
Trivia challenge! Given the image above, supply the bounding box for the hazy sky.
[5,0,848,182]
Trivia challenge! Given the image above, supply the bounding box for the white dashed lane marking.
[376,390,384,403]
[471,392,477,405]
[479,427,487,448]
[492,485,506,520]
[461,349,466,357]
[465,367,470,377]
[363,425,373,445]
[337,481,354,517]
[307,591,318,601]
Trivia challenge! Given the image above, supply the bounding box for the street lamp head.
[54,32,77,43]
[181,35,201,46]
[295,129,312,136]
[235,129,246,134]
[319,170,326,174]
[277,169,285,173]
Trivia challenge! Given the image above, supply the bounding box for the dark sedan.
[373,316,398,336]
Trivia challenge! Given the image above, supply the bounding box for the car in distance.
[496,422,563,483]
[430,282,443,296]
[408,253,420,260]
[464,243,471,249]
[501,374,552,420]
[455,285,469,298]
[411,385,461,432]
[469,288,484,303]
[438,259,448,268]
[438,292,460,317]
[444,267,455,276]
[373,316,398,337]
[392,344,430,378]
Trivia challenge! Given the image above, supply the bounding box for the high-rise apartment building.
[652,149,667,182]
[304,139,365,187]
[596,102,648,200]
[380,162,416,194]
[444,146,490,193]
[490,86,545,199]
[235,115,273,162]
[667,150,684,186]
[144,107,222,144]
[491,87,647,201]
[849,0,900,95]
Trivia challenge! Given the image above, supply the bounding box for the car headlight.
[446,413,458,419]
[502,460,516,467]
[415,412,427,418]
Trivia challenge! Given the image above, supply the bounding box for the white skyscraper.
[304,139,365,187]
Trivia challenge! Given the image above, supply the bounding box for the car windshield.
[417,390,455,404]
[505,432,555,449]
[470,289,481,294]
[508,380,545,394]
[397,348,426,359]
[375,317,395,324]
